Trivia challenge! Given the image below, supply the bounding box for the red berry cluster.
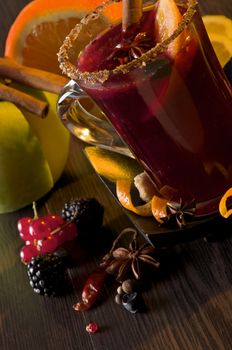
[18,209,77,264]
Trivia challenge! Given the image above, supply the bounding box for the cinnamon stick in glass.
[122,0,143,33]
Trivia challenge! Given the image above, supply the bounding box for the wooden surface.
[1,1,232,349]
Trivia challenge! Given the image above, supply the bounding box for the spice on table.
[0,81,48,117]
[0,57,68,94]
[121,279,139,294]
[122,291,142,313]
[0,56,68,117]
[73,267,108,311]
[86,322,99,333]
[103,228,160,282]
[115,278,143,313]
[73,228,160,313]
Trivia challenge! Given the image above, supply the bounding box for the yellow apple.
[21,89,70,183]
[0,90,70,214]
[0,101,53,213]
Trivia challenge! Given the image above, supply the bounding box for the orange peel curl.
[116,179,152,217]
[219,187,232,218]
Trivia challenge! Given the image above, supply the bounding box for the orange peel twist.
[116,179,152,217]
[219,187,232,218]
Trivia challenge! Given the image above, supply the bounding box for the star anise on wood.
[106,32,154,66]
[162,199,196,229]
[101,228,160,282]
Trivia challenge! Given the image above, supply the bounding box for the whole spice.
[73,267,108,311]
[122,0,143,33]
[121,279,139,294]
[0,56,68,117]
[162,199,196,228]
[0,57,68,94]
[73,228,160,312]
[103,228,160,282]
[122,292,141,313]
[0,81,48,117]
[105,32,154,67]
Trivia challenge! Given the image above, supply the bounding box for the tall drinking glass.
[58,0,232,217]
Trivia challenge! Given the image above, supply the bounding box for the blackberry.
[27,253,68,297]
[53,247,72,267]
[61,198,104,232]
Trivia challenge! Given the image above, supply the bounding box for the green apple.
[0,89,70,214]
[0,101,53,213]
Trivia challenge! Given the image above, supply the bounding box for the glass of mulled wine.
[57,0,232,217]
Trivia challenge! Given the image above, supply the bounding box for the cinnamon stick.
[0,82,48,117]
[0,57,68,94]
[122,0,143,33]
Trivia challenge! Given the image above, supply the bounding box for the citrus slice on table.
[202,15,232,67]
[5,0,121,74]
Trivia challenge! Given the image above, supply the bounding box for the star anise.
[162,199,196,229]
[102,228,160,282]
[105,31,154,66]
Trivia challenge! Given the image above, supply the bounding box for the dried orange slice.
[5,0,121,74]
[85,147,142,182]
[219,188,232,218]
[116,179,152,217]
[155,0,184,58]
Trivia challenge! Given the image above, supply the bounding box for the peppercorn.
[121,279,139,294]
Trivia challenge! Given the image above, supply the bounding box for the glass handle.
[57,79,132,157]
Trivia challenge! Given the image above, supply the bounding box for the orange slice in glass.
[155,0,184,58]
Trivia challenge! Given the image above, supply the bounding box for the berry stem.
[50,217,75,236]
[32,201,39,220]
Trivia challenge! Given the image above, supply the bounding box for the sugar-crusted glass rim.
[58,0,198,84]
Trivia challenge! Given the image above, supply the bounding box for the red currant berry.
[25,240,36,246]
[29,219,52,239]
[37,236,59,254]
[17,217,33,241]
[20,245,38,264]
[44,214,65,231]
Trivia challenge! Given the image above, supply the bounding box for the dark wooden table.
[1,1,232,349]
